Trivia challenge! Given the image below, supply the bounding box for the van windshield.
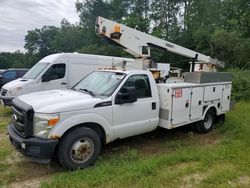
[23,62,49,79]
[73,71,126,97]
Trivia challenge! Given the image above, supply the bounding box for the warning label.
[174,89,182,98]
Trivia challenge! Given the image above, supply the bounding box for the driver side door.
[42,63,68,90]
[112,74,157,139]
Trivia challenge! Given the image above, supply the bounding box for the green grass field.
[0,103,249,188]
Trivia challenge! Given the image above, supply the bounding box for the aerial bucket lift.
[95,16,225,72]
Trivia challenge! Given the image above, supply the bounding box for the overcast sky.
[0,0,79,52]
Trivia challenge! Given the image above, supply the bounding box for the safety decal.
[174,89,182,98]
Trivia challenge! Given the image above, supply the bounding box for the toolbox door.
[204,85,223,102]
[171,88,191,126]
[221,84,231,112]
[190,87,203,121]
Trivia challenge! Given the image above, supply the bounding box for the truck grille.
[11,101,34,138]
[1,89,7,96]
[11,106,25,136]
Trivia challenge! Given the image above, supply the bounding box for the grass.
[0,107,12,162]
[0,103,249,187]
[0,106,17,186]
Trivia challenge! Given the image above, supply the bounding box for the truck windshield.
[23,62,49,79]
[73,71,126,97]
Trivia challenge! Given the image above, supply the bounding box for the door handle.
[61,82,67,85]
[152,102,156,110]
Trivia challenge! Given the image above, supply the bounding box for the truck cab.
[8,70,159,169]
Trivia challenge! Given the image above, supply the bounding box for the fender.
[202,104,219,119]
[48,113,113,143]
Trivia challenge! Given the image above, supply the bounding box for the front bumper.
[0,96,14,106]
[8,123,58,163]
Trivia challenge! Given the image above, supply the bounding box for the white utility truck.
[0,53,138,106]
[7,17,232,170]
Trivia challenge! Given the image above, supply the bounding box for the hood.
[2,78,34,90]
[18,89,104,113]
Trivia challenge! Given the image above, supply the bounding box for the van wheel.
[58,127,101,170]
[196,109,215,134]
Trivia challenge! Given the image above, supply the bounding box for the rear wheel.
[58,127,101,170]
[195,109,215,133]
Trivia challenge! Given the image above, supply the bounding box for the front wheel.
[58,127,101,170]
[195,109,215,134]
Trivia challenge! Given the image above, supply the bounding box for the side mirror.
[115,86,137,104]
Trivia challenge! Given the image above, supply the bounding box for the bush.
[228,68,250,101]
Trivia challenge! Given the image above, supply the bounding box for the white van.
[0,53,138,106]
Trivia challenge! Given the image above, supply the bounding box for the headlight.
[34,113,60,138]
[8,87,22,96]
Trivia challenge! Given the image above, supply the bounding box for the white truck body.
[8,70,232,169]
[0,53,139,105]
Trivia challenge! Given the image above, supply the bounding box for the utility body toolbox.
[157,81,232,129]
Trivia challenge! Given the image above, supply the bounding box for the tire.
[57,127,101,170]
[195,109,215,134]
[190,123,198,132]
[217,114,225,124]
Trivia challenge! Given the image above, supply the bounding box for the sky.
[0,0,79,52]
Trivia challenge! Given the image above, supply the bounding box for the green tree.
[52,19,86,52]
[109,0,130,21]
[182,0,223,53]
[211,30,239,66]
[151,0,181,40]
[75,0,132,55]
[0,52,39,69]
[21,0,250,71]
[123,0,151,32]
[221,0,250,37]
[75,0,112,46]
[24,26,59,57]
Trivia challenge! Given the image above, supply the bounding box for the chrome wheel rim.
[204,113,213,129]
[70,137,94,163]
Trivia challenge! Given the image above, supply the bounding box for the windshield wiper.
[79,88,96,96]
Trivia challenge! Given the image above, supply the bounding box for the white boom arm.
[95,16,225,70]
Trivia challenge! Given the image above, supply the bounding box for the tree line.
[0,0,249,71]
